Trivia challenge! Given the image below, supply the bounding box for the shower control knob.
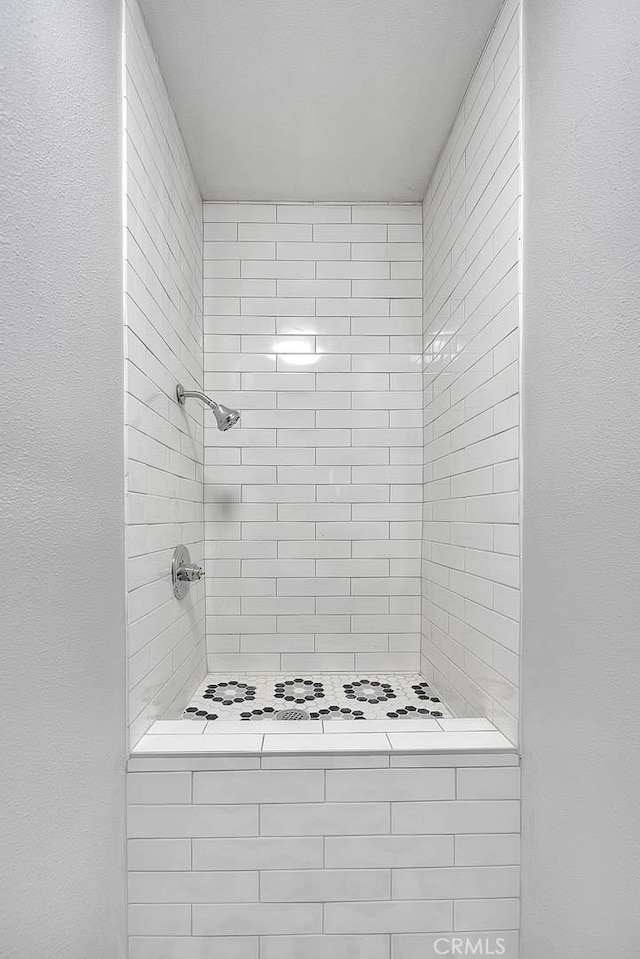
[177,563,204,583]
[171,545,204,600]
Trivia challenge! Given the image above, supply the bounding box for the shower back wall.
[203,202,423,673]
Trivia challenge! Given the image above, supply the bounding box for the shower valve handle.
[177,563,204,583]
[171,545,204,600]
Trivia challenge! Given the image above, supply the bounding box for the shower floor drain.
[275,708,310,721]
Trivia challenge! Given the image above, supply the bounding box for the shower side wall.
[421,0,522,742]
[124,0,206,747]
[202,202,423,673]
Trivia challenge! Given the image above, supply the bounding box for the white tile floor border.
[132,719,514,759]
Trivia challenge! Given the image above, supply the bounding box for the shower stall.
[124,2,521,749]
[123,0,522,953]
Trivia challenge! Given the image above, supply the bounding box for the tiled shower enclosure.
[123,0,523,954]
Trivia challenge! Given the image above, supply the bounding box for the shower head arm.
[175,382,241,432]
[176,383,220,412]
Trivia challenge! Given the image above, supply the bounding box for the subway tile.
[324,900,452,934]
[192,903,322,936]
[242,260,315,279]
[193,837,323,871]
[260,754,390,770]
[353,204,422,224]
[276,204,351,223]
[204,203,276,222]
[325,835,454,869]
[325,768,455,802]
[313,223,387,242]
[260,802,390,836]
[128,904,191,936]
[391,800,520,835]
[193,770,324,804]
[392,865,520,900]
[239,223,312,242]
[261,734,390,754]
[454,833,521,866]
[129,939,257,959]
[453,898,519,932]
[260,869,390,902]
[127,772,192,805]
[276,241,350,260]
[127,804,258,838]
[127,839,191,872]
[260,935,389,959]
[128,869,258,903]
[205,241,276,259]
[352,243,422,261]
[456,767,521,800]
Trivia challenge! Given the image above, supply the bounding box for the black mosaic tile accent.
[239,707,277,721]
[308,705,366,720]
[187,707,219,720]
[411,681,434,701]
[274,678,325,705]
[386,704,439,719]
[343,679,396,703]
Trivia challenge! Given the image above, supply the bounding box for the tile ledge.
[130,725,516,758]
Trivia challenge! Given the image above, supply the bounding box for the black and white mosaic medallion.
[343,679,396,703]
[274,678,325,705]
[203,681,257,705]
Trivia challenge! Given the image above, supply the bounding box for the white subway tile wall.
[127,759,520,958]
[421,0,522,742]
[203,202,424,672]
[124,0,206,747]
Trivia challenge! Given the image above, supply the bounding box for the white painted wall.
[521,0,640,953]
[202,202,423,672]
[421,0,522,743]
[124,0,206,746]
[0,1,126,956]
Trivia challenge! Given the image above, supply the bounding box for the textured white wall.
[0,1,126,956]
[124,0,206,746]
[202,202,423,673]
[521,0,640,954]
[421,0,522,743]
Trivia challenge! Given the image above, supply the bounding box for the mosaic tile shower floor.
[182,673,452,722]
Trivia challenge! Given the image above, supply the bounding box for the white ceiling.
[139,0,503,201]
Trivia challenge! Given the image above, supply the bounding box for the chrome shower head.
[212,403,241,432]
[176,383,241,431]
